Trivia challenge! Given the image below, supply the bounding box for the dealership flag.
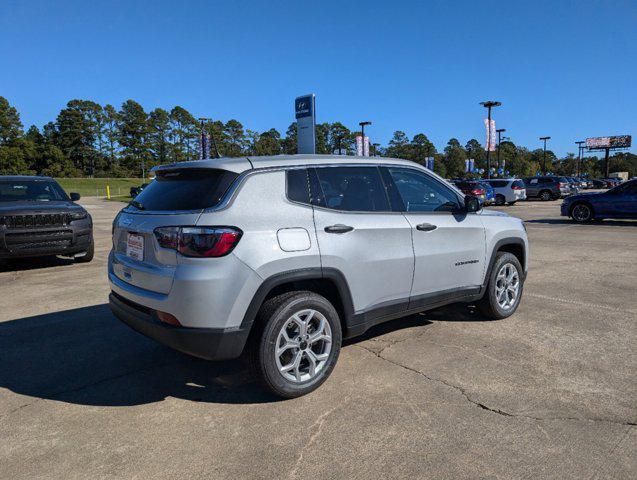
[356,135,363,156]
[363,136,370,157]
[484,119,496,152]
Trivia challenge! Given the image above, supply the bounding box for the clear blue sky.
[1,0,635,156]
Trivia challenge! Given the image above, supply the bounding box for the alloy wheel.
[572,204,591,222]
[495,263,520,310]
[275,309,332,383]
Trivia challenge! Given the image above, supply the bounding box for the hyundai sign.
[295,94,316,154]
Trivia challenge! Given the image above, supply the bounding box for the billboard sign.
[586,135,631,150]
[295,94,316,154]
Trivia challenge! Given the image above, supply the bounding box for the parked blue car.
[478,181,495,205]
[561,179,637,222]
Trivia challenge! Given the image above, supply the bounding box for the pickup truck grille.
[0,213,71,229]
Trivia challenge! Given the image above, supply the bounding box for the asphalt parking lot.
[1,197,635,479]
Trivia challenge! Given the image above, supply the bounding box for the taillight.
[154,227,242,258]
[511,185,523,190]
[557,182,566,188]
[471,188,485,195]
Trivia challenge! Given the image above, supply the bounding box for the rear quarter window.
[130,169,238,211]
[286,169,310,204]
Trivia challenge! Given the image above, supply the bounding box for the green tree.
[386,131,410,158]
[223,119,247,157]
[0,97,23,145]
[118,100,149,175]
[169,106,198,161]
[411,133,436,165]
[281,123,297,155]
[148,108,171,165]
[55,99,102,175]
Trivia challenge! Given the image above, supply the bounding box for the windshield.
[129,169,238,211]
[0,180,69,202]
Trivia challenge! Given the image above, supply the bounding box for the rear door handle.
[324,224,354,234]
[416,223,437,232]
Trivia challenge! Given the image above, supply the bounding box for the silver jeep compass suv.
[109,155,528,397]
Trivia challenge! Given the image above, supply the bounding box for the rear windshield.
[512,180,525,188]
[0,180,68,202]
[130,169,238,211]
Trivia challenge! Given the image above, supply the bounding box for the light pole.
[198,117,210,160]
[480,101,501,178]
[575,140,586,177]
[496,128,506,175]
[359,121,371,156]
[540,136,551,174]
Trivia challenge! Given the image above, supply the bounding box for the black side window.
[386,167,461,212]
[539,178,551,184]
[286,169,310,204]
[314,167,390,212]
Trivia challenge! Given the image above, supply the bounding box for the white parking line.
[526,293,633,314]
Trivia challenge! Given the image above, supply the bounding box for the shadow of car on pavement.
[2,302,485,407]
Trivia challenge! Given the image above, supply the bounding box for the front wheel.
[249,291,342,398]
[478,252,524,320]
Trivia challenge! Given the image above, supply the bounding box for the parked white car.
[485,179,527,206]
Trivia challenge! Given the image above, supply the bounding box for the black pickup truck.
[0,176,93,262]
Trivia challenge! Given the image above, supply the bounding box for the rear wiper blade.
[129,200,145,210]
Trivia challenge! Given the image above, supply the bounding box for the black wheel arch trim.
[240,267,355,330]
[481,238,527,292]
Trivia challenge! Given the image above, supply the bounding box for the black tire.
[570,202,594,223]
[507,201,517,206]
[495,194,506,206]
[539,190,552,201]
[75,238,94,263]
[478,252,524,320]
[249,291,342,398]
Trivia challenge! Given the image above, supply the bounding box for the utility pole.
[496,128,506,176]
[540,136,551,174]
[575,140,586,177]
[480,101,501,179]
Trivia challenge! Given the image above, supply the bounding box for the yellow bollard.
[106,185,111,200]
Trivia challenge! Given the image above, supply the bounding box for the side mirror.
[70,192,81,201]
[464,195,481,213]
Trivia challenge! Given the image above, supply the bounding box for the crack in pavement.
[287,394,352,480]
[355,344,636,427]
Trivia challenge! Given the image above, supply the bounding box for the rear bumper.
[109,292,250,361]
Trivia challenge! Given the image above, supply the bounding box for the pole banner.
[356,135,363,156]
[484,119,496,151]
[363,136,370,157]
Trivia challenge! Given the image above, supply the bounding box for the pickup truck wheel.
[249,291,342,398]
[478,252,524,320]
[539,190,552,201]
